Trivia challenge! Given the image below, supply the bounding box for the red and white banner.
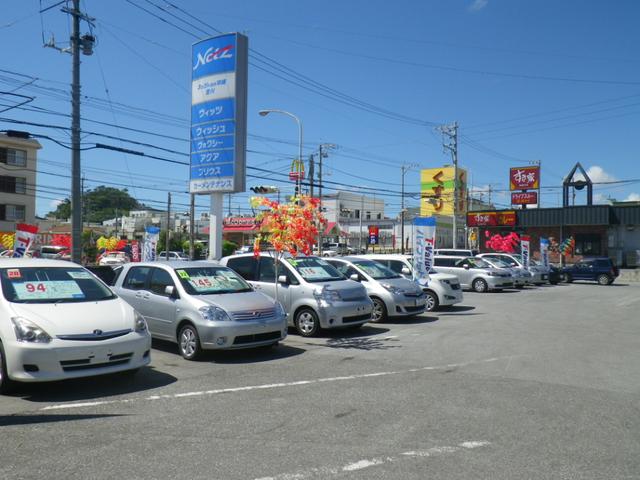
[130,240,141,262]
[510,166,540,190]
[12,223,39,258]
[466,211,516,227]
[511,191,538,205]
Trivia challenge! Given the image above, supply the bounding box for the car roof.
[0,258,81,268]
[221,252,316,261]
[127,260,220,269]
[355,254,409,261]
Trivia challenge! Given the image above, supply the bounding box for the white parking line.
[40,357,505,411]
[254,441,491,480]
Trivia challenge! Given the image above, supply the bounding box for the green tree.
[48,187,142,223]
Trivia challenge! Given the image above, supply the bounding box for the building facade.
[0,133,41,231]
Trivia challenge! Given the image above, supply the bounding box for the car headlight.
[134,311,148,333]
[199,305,231,322]
[487,272,498,277]
[381,284,404,294]
[11,317,52,343]
[441,279,451,285]
[313,287,341,303]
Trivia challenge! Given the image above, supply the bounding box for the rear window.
[1,267,116,303]
[226,256,258,281]
[434,257,458,267]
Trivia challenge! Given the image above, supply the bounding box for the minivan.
[433,256,514,292]
[221,253,373,337]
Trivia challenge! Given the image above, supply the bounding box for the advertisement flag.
[540,238,550,269]
[142,226,160,262]
[521,235,531,270]
[12,223,39,258]
[412,217,437,286]
[131,240,141,262]
[368,225,379,245]
[190,33,248,194]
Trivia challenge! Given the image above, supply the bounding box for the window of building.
[366,211,371,220]
[574,234,601,256]
[0,204,25,221]
[0,176,26,194]
[377,213,382,220]
[0,148,27,167]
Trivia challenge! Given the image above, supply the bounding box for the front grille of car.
[57,329,132,341]
[450,283,461,290]
[342,313,371,323]
[405,305,425,313]
[231,307,277,321]
[233,331,280,345]
[60,352,133,372]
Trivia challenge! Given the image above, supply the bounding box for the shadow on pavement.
[382,315,438,324]
[0,413,125,427]
[207,344,306,364]
[440,305,476,313]
[312,325,391,339]
[323,335,401,351]
[16,366,177,404]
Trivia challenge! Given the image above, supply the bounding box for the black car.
[560,257,619,285]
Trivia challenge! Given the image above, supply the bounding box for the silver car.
[326,257,426,322]
[113,261,287,360]
[221,253,373,337]
[433,256,514,292]
[479,256,531,288]
[477,253,547,285]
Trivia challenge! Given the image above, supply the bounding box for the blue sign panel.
[190,33,247,194]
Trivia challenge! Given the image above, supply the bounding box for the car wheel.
[472,278,488,293]
[424,291,439,312]
[597,274,611,286]
[370,297,388,322]
[178,324,203,360]
[516,284,525,289]
[0,341,16,395]
[561,273,573,283]
[295,308,320,337]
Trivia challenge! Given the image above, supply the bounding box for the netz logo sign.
[193,45,234,71]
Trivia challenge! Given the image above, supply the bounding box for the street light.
[258,109,303,195]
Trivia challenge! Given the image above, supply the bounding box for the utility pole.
[400,163,418,254]
[440,122,459,248]
[45,1,95,263]
[189,193,195,260]
[166,192,171,259]
[359,193,364,253]
[308,154,315,198]
[317,143,335,255]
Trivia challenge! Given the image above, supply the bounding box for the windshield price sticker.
[7,269,21,279]
[177,270,191,280]
[13,281,85,300]
[298,266,329,279]
[68,271,93,279]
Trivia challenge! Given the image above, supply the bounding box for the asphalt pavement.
[1,281,639,479]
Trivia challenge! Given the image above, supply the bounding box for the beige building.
[0,132,41,232]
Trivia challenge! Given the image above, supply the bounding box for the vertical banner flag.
[540,238,550,269]
[521,235,531,270]
[142,226,160,262]
[190,33,248,194]
[131,240,141,263]
[12,223,39,258]
[368,225,379,245]
[412,217,437,286]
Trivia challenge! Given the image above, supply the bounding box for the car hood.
[312,280,368,301]
[375,276,423,294]
[429,272,459,282]
[8,298,134,336]
[198,291,276,311]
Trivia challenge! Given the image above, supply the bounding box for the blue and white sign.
[190,33,247,194]
[412,217,437,286]
[540,237,549,269]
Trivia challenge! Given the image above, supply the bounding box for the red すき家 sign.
[510,166,540,190]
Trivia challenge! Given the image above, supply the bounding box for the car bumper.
[317,299,373,328]
[387,292,427,316]
[199,315,288,350]
[439,286,464,306]
[487,277,514,289]
[5,333,151,383]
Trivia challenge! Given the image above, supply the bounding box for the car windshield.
[509,254,523,263]
[0,267,117,304]
[456,258,491,269]
[353,260,400,279]
[175,266,252,295]
[287,257,344,282]
[487,258,511,268]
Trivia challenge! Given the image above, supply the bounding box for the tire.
[294,308,320,337]
[178,324,203,360]
[0,341,16,395]
[597,274,611,286]
[561,273,573,283]
[516,284,525,289]
[472,278,488,293]
[424,291,439,312]
[371,297,388,322]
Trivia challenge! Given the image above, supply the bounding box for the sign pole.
[209,192,224,260]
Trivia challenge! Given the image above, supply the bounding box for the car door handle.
[135,292,144,298]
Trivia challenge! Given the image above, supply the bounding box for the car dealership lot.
[2,282,639,480]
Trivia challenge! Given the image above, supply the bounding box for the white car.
[0,259,151,394]
[354,254,463,311]
[99,251,130,266]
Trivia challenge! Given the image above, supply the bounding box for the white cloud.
[574,165,617,183]
[49,199,65,209]
[625,193,640,202]
[468,0,488,12]
[593,193,612,205]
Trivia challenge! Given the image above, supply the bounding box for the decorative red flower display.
[485,232,520,253]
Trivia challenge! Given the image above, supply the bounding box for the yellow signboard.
[420,167,467,217]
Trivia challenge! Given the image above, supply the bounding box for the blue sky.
[1,0,639,218]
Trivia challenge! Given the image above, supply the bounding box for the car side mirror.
[277,275,289,285]
[164,285,177,298]
[349,273,360,282]
[401,267,411,275]
[463,264,470,270]
[511,263,517,267]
